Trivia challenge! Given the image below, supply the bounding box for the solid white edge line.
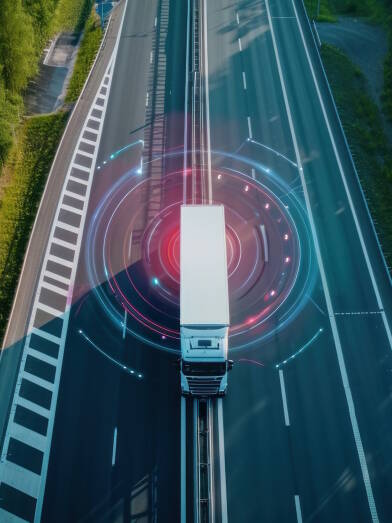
[291,0,392,351]
[181,396,186,523]
[217,399,228,523]
[278,369,290,426]
[183,0,190,204]
[112,427,117,466]
[265,1,379,521]
[203,0,213,204]
[294,495,303,523]
[193,399,199,523]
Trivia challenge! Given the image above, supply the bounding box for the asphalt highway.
[0,0,392,522]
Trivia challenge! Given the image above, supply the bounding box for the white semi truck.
[180,205,232,397]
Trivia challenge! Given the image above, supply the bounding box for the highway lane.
[206,0,392,522]
[42,0,187,521]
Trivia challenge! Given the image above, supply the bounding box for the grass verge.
[304,0,337,22]
[0,112,69,343]
[52,0,93,34]
[321,43,392,265]
[65,10,103,103]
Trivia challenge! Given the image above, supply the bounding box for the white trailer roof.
[180,205,230,326]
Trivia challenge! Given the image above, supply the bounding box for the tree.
[0,0,36,92]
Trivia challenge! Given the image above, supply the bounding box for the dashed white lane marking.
[112,427,118,466]
[242,71,247,90]
[145,92,149,107]
[251,167,256,179]
[122,310,127,340]
[154,16,157,27]
[236,12,240,25]
[294,495,303,523]
[279,369,290,426]
[247,116,253,139]
[238,37,242,51]
[150,50,153,63]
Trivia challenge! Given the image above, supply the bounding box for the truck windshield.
[183,362,226,376]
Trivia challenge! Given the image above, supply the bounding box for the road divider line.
[247,116,253,139]
[236,12,240,25]
[217,399,228,523]
[279,369,290,426]
[202,0,213,204]
[260,224,269,262]
[181,397,186,523]
[242,71,247,90]
[112,427,117,466]
[238,37,242,51]
[265,1,379,520]
[122,310,127,340]
[294,495,303,523]
[183,0,191,204]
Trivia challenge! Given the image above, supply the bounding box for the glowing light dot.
[265,203,270,209]
[130,370,134,374]
[138,374,143,378]
[110,154,115,159]
[270,289,276,297]
[97,165,101,170]
[103,160,107,165]
[244,185,249,192]
[162,335,166,340]
[285,256,291,263]
[284,234,289,240]
[217,174,222,180]
[153,277,159,285]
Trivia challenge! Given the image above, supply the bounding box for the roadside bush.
[65,9,102,103]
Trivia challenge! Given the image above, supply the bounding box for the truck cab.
[180,205,232,397]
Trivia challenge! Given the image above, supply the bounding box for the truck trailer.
[180,205,232,397]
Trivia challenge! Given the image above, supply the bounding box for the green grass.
[305,0,337,22]
[321,43,392,264]
[51,0,93,34]
[0,111,69,344]
[65,9,102,103]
